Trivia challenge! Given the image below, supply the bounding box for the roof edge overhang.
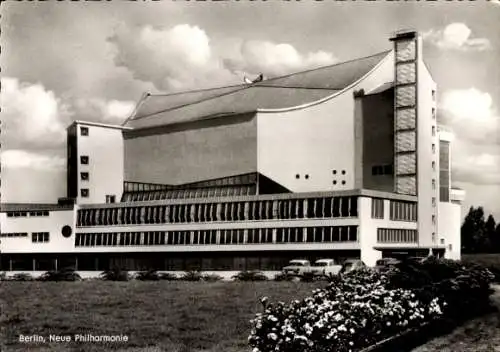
[257,50,393,113]
[69,120,133,131]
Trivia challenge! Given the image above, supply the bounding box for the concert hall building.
[0,31,465,273]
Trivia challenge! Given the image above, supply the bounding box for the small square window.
[383,164,393,175]
[432,126,436,136]
[432,144,436,153]
[432,197,436,207]
[106,195,116,204]
[81,189,89,198]
[432,179,436,190]
[432,90,436,101]
[80,156,89,165]
[341,170,346,175]
[80,126,89,136]
[432,108,436,119]
[80,172,89,181]
[432,161,436,171]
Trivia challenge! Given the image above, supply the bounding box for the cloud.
[109,24,338,91]
[1,150,66,171]
[108,24,238,91]
[424,23,491,51]
[224,40,338,77]
[1,77,70,149]
[1,77,137,150]
[71,98,136,123]
[440,87,500,186]
[439,88,500,145]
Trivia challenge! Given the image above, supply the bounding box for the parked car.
[374,257,401,272]
[282,259,311,276]
[339,259,366,275]
[405,256,427,265]
[310,259,343,277]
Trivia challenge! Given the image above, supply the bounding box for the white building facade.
[0,31,463,272]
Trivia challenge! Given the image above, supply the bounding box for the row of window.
[389,200,417,222]
[0,232,28,238]
[77,196,359,227]
[6,211,50,218]
[122,185,257,202]
[123,174,257,193]
[32,232,50,243]
[377,228,418,243]
[74,226,359,247]
[372,165,393,176]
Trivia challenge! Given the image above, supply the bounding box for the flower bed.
[248,258,495,352]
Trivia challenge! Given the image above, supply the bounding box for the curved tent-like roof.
[124,50,391,130]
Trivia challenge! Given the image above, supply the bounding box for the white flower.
[267,333,278,340]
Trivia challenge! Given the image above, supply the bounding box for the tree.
[494,223,500,253]
[461,206,487,253]
[485,215,497,253]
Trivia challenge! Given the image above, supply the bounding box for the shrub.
[202,273,224,282]
[99,268,130,281]
[135,270,160,281]
[180,270,203,281]
[249,259,495,352]
[159,272,178,281]
[11,273,34,281]
[38,268,82,282]
[232,271,268,282]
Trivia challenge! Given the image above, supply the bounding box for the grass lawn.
[462,253,500,267]
[412,284,500,352]
[0,281,324,352]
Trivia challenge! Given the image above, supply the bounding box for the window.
[383,164,393,175]
[81,188,89,198]
[295,174,300,179]
[341,180,346,185]
[432,90,436,101]
[106,195,116,204]
[432,107,436,119]
[305,174,309,180]
[371,198,384,219]
[372,165,393,176]
[341,170,346,175]
[32,232,49,243]
[80,155,89,165]
[80,126,89,136]
[440,238,445,245]
[432,126,436,136]
[432,161,436,171]
[333,180,337,185]
[432,197,436,207]
[432,232,436,242]
[432,214,436,224]
[432,144,436,154]
[432,179,436,190]
[332,170,337,175]
[80,172,89,181]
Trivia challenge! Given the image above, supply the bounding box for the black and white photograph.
[1,1,499,351]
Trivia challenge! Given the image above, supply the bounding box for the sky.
[1,1,499,221]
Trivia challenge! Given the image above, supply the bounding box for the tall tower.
[391,30,439,249]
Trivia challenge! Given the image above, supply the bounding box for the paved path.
[412,285,500,352]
